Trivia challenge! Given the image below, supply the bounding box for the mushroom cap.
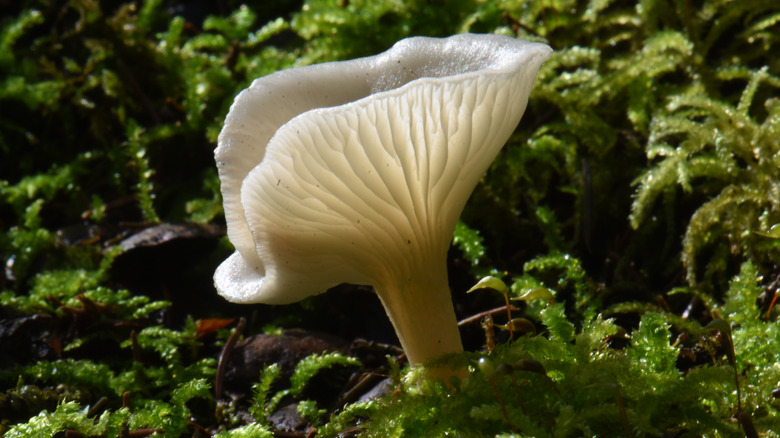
[215,33,551,304]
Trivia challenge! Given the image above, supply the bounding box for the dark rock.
[268,403,307,433]
[222,330,350,393]
[357,377,394,403]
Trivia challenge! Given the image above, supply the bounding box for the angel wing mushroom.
[214,33,551,380]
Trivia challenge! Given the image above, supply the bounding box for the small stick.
[130,330,142,363]
[490,379,518,433]
[458,305,520,326]
[86,396,108,417]
[215,317,245,400]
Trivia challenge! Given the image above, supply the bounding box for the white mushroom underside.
[224,76,528,303]
[214,34,552,304]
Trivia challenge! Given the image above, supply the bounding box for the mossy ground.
[1,0,779,436]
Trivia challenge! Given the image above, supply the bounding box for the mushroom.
[214,33,551,381]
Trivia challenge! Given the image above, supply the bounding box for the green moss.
[339,263,779,436]
[631,69,780,287]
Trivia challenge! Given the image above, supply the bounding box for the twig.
[86,396,108,417]
[215,317,245,399]
[338,370,388,405]
[458,305,520,326]
[130,330,142,363]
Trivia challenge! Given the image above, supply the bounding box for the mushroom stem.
[375,266,465,383]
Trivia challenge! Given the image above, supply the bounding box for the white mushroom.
[214,34,551,380]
